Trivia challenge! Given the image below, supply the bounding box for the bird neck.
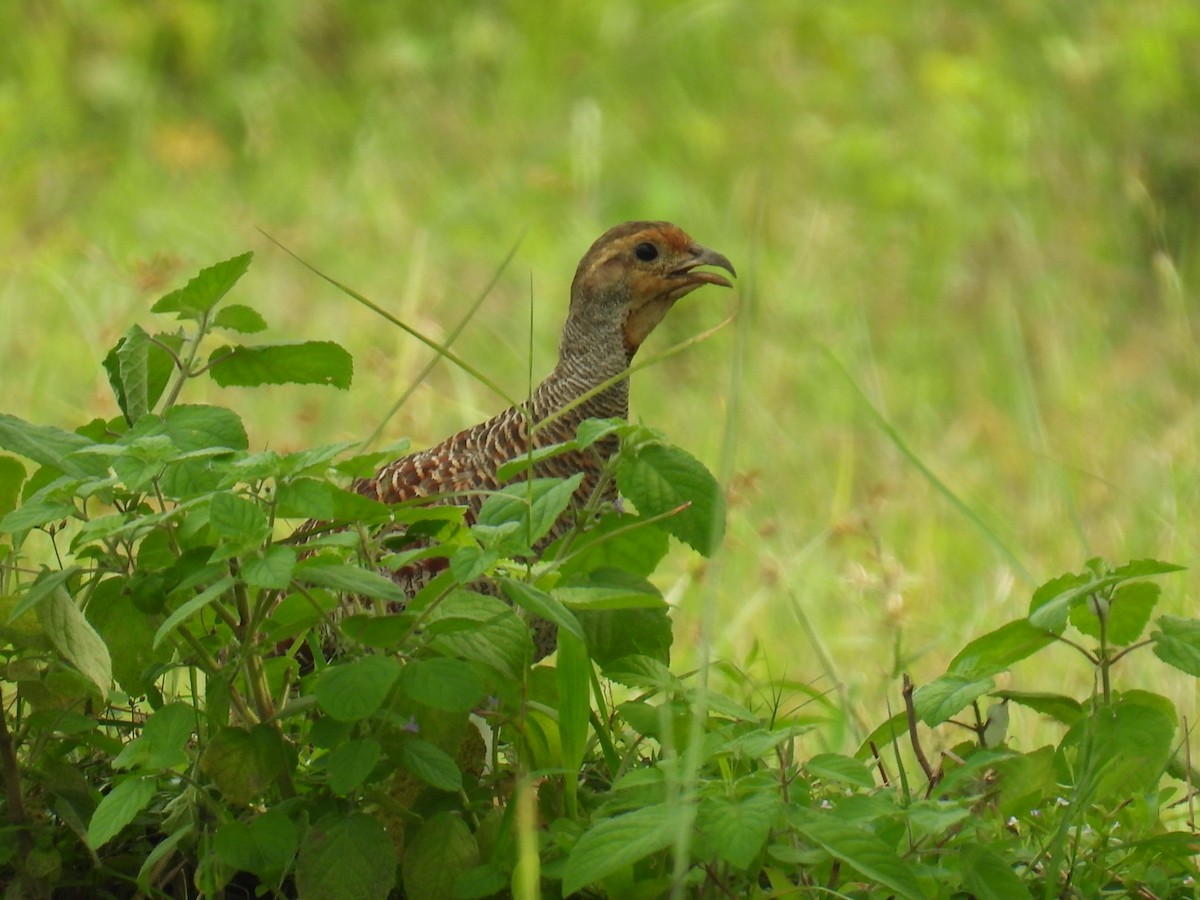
[527,316,631,429]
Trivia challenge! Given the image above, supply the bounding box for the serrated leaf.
[398,658,484,712]
[86,777,156,849]
[698,792,781,870]
[207,341,352,389]
[948,618,1055,679]
[789,806,925,900]
[296,812,397,900]
[37,586,112,698]
[556,512,669,579]
[200,725,287,806]
[562,803,680,895]
[422,589,533,679]
[152,252,253,320]
[313,655,401,721]
[401,738,462,791]
[242,546,297,590]
[322,738,382,795]
[579,606,672,667]
[1113,558,1186,579]
[1151,616,1200,676]
[912,674,994,726]
[209,491,270,541]
[403,813,478,900]
[855,711,909,760]
[616,442,725,556]
[163,404,249,452]
[500,578,585,641]
[806,753,875,788]
[212,303,268,334]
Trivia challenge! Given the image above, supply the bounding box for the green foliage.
[3,254,1199,898]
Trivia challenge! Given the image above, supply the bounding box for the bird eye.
[634,242,658,262]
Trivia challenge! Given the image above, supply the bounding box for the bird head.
[565,221,735,359]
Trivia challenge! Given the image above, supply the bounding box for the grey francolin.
[331,221,734,657]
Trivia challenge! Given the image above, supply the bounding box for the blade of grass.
[258,229,520,411]
[816,341,1035,587]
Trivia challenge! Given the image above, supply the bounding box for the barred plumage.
[322,221,733,658]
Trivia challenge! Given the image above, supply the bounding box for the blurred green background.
[4,1,1199,748]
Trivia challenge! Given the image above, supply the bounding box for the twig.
[901,674,936,786]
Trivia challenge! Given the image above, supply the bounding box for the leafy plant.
[2,253,1198,898]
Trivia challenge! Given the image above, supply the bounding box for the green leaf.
[86,776,156,849]
[398,658,485,713]
[499,578,585,641]
[422,588,533,680]
[0,455,25,520]
[0,413,102,478]
[153,575,237,648]
[322,739,383,795]
[854,711,909,760]
[38,585,113,698]
[453,865,508,900]
[948,618,1055,679]
[164,404,249,452]
[402,813,478,900]
[209,491,270,543]
[9,566,81,622]
[555,568,665,610]
[113,703,195,772]
[578,606,672,667]
[242,546,297,590]
[152,252,253,320]
[912,674,994,726]
[959,843,1032,900]
[557,630,591,814]
[562,803,679,895]
[207,341,353,389]
[1112,558,1185,579]
[476,475,584,553]
[338,614,413,650]
[136,826,194,893]
[1058,693,1176,803]
[212,303,268,334]
[214,807,298,882]
[294,562,410,606]
[789,806,925,900]
[1151,616,1200,676]
[103,325,174,424]
[200,725,287,806]
[495,440,577,482]
[0,500,77,536]
[296,812,397,900]
[992,690,1083,725]
[805,753,876,789]
[401,738,463,791]
[698,791,781,870]
[1106,581,1161,644]
[556,512,669,579]
[313,655,401,721]
[616,442,725,556]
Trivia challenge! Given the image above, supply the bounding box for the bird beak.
[672,244,736,289]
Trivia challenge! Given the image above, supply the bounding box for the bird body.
[323,222,734,655]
